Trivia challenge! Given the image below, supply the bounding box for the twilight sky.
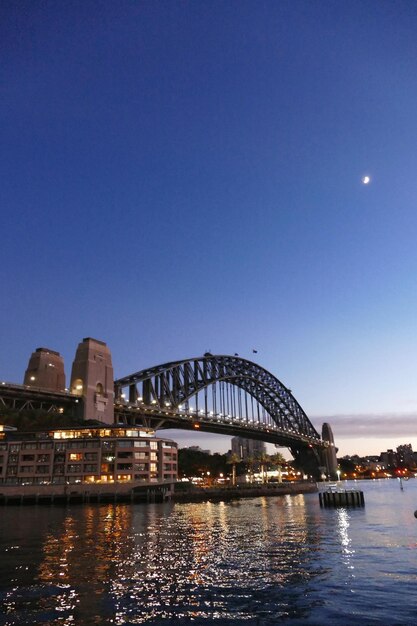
[2,1,417,458]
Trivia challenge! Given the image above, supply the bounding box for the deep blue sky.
[2,1,417,456]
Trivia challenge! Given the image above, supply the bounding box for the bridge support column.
[321,423,338,480]
[70,338,114,424]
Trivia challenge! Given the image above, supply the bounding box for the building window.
[36,465,50,474]
[69,453,82,461]
[22,455,35,462]
[37,454,50,463]
[134,452,148,459]
[19,466,34,473]
[84,464,98,472]
[34,477,50,484]
[68,441,84,449]
[101,463,114,473]
[133,463,148,472]
[67,464,82,473]
[117,463,133,471]
[84,452,98,461]
[85,440,100,448]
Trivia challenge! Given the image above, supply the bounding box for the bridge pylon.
[321,422,338,480]
[70,338,114,424]
[23,347,66,392]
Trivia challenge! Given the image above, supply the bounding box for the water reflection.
[107,497,327,623]
[335,508,355,587]
[1,496,328,624]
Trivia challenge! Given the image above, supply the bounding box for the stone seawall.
[0,480,174,505]
[0,481,317,505]
[173,481,317,503]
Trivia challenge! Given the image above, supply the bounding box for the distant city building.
[183,446,211,455]
[231,436,265,460]
[0,426,177,490]
[396,444,414,467]
[380,449,398,468]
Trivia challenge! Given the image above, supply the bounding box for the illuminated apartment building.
[0,426,177,500]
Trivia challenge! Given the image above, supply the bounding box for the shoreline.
[173,481,318,502]
[0,480,317,505]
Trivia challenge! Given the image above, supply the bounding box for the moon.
[362,175,371,185]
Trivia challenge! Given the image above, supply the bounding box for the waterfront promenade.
[0,479,316,505]
[173,480,317,502]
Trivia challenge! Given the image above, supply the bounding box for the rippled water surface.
[1,480,417,625]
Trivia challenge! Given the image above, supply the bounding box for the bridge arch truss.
[114,355,322,450]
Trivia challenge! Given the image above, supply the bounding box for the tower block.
[70,338,114,424]
[24,348,66,391]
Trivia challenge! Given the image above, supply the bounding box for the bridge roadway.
[0,381,80,415]
[0,381,323,446]
[0,381,322,448]
[114,402,324,450]
[1,374,329,477]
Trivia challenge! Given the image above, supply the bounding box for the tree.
[246,455,255,483]
[178,449,228,479]
[227,452,241,486]
[257,451,269,484]
[269,452,286,483]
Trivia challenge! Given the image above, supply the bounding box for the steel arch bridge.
[114,354,327,478]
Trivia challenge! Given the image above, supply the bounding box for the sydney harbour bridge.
[0,338,337,478]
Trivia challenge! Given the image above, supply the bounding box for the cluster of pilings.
[319,489,365,507]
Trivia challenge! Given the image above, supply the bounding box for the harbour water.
[1,479,417,625]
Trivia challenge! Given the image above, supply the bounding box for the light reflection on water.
[1,480,417,624]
